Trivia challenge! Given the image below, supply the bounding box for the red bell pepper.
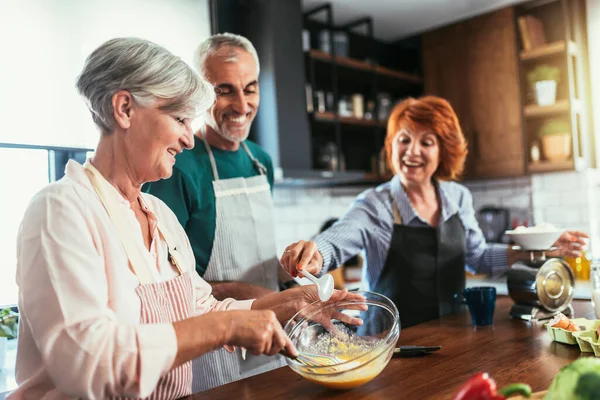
[452,372,532,400]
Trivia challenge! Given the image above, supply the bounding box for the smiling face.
[391,127,440,187]
[125,99,194,183]
[203,47,259,143]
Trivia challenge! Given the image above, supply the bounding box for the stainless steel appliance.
[507,247,575,320]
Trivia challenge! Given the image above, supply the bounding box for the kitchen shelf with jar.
[303,3,423,181]
[516,0,592,175]
[312,111,386,128]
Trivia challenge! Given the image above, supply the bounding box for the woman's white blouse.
[10,160,253,400]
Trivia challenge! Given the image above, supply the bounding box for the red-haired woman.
[280,96,587,327]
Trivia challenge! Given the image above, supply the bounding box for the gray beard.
[219,127,250,143]
[205,116,250,143]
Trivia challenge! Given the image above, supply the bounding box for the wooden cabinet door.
[422,7,525,180]
[422,21,475,179]
[466,7,525,178]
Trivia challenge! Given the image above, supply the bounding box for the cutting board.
[512,390,547,399]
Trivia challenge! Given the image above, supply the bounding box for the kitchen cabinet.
[423,7,525,180]
[422,22,473,177]
[303,6,423,180]
[516,0,592,173]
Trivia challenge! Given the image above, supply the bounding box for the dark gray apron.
[371,199,467,328]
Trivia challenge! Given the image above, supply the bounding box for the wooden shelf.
[312,112,386,128]
[339,116,386,127]
[307,49,422,84]
[375,66,423,84]
[363,172,394,182]
[519,40,576,61]
[312,111,335,122]
[528,159,574,173]
[524,99,570,118]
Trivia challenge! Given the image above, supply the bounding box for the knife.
[394,345,441,357]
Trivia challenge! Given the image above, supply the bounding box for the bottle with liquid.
[591,261,600,318]
[565,251,591,281]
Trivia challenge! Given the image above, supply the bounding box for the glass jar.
[591,261,600,318]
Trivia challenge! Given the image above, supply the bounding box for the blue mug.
[454,286,496,326]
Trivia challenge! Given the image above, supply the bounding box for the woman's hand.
[289,286,367,331]
[280,240,323,278]
[549,230,589,258]
[226,310,296,357]
[252,285,367,326]
[171,309,296,368]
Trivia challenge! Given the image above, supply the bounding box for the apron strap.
[199,128,268,180]
[84,162,185,283]
[84,162,154,285]
[241,141,267,176]
[390,194,403,225]
[199,130,220,181]
[155,216,185,275]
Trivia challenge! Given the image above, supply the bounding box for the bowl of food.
[283,291,400,390]
[505,223,564,250]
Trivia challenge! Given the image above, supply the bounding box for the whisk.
[280,349,342,367]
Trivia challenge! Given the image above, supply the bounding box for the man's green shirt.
[143,136,274,277]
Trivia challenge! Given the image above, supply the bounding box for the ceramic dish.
[505,229,564,250]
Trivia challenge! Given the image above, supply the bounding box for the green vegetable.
[545,358,600,400]
[498,383,532,398]
[574,372,600,398]
[0,308,18,339]
[538,119,570,137]
[527,65,560,87]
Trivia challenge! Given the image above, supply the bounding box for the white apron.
[84,162,194,400]
[191,138,284,392]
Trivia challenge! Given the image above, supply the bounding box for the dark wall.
[211,0,312,172]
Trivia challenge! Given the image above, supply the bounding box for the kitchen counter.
[183,297,595,400]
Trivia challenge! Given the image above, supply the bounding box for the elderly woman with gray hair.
[9,38,362,400]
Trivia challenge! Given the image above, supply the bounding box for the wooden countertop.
[184,297,595,400]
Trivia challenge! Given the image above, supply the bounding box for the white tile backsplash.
[272,168,600,257]
[272,186,363,255]
[532,193,563,209]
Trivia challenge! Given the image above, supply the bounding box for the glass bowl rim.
[283,291,400,374]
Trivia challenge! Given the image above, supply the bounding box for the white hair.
[194,33,260,75]
[76,37,215,134]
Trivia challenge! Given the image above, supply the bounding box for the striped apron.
[85,162,194,399]
[191,138,284,392]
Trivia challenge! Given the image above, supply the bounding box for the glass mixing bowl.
[283,291,400,390]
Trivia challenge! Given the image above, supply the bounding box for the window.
[0,0,211,305]
[0,0,211,149]
[0,148,50,307]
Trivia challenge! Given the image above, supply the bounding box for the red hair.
[385,96,468,181]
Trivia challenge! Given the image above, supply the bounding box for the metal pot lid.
[535,258,575,312]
